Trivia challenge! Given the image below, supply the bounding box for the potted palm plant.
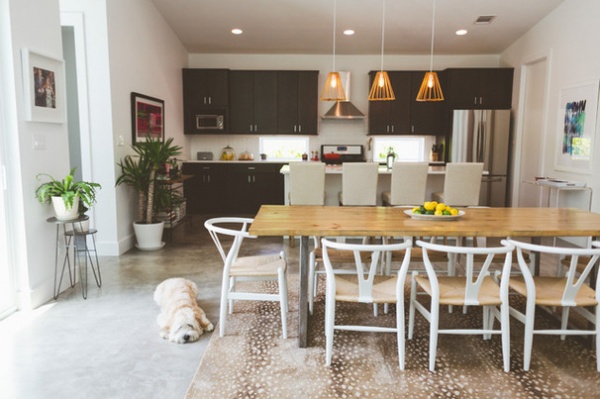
[116,136,182,250]
[35,167,101,221]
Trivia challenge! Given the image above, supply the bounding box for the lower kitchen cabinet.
[182,162,285,215]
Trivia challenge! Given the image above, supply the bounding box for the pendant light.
[416,0,444,102]
[320,0,346,101]
[368,0,395,101]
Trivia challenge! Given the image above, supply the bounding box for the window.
[371,137,426,162]
[259,137,309,161]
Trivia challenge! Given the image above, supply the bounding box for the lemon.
[449,208,459,216]
[423,202,436,211]
[435,203,446,212]
[434,209,443,216]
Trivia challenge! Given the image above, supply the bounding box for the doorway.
[517,57,549,207]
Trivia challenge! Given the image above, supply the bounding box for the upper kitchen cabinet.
[368,71,411,135]
[445,68,514,109]
[229,71,278,134]
[277,71,319,135]
[182,68,229,134]
[410,71,446,135]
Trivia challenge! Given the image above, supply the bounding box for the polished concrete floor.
[0,215,290,399]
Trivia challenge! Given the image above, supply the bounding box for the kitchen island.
[280,163,448,206]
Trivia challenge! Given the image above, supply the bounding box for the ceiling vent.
[474,15,496,25]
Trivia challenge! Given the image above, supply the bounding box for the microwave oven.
[196,114,224,130]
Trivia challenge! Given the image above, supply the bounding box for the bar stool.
[381,162,429,206]
[288,162,326,247]
[338,162,379,206]
[432,162,484,206]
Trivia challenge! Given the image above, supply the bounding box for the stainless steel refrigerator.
[449,109,511,207]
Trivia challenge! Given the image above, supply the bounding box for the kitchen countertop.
[279,164,448,175]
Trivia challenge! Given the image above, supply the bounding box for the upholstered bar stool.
[432,162,484,206]
[288,162,326,247]
[381,161,429,207]
[338,162,379,206]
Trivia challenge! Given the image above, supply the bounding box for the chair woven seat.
[414,275,502,306]
[334,275,399,303]
[231,255,287,277]
[508,276,598,307]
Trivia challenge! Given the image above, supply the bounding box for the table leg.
[298,235,309,348]
[531,236,541,275]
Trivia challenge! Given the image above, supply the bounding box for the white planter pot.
[133,221,165,250]
[52,196,80,221]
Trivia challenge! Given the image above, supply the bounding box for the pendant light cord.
[332,0,337,72]
[379,0,386,71]
[428,0,436,73]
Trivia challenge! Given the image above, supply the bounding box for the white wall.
[502,0,600,212]
[2,0,70,308]
[186,53,502,160]
[60,0,188,255]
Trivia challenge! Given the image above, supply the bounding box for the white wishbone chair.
[204,217,289,339]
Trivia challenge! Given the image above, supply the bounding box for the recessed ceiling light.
[456,29,468,36]
[343,29,355,36]
[231,28,243,35]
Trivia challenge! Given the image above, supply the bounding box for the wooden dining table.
[249,205,600,348]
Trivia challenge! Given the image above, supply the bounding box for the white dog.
[153,278,214,343]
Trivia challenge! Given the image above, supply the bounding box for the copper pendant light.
[416,0,444,102]
[368,0,395,101]
[320,0,347,101]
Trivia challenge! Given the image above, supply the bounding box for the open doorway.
[0,99,16,320]
[516,56,549,207]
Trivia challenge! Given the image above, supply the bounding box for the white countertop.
[279,164,447,175]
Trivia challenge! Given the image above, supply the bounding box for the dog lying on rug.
[153,278,214,343]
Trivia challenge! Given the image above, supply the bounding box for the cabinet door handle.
[249,124,253,132]
[479,96,483,105]
[293,125,297,133]
[411,125,415,133]
[298,125,302,133]
[391,125,395,133]
[208,96,212,105]
[386,125,390,133]
[474,96,477,105]
[248,175,251,183]
[254,124,258,132]
[207,175,210,183]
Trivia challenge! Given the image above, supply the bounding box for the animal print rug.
[185,277,599,398]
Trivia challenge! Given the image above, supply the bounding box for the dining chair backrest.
[389,161,429,206]
[205,217,254,272]
[289,162,326,205]
[417,239,514,306]
[508,239,600,306]
[321,238,413,303]
[340,162,379,206]
[439,162,484,206]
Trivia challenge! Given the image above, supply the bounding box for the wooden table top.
[249,205,600,238]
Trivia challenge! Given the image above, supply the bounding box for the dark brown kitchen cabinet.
[229,71,278,134]
[228,163,284,214]
[182,69,229,134]
[277,71,319,135]
[182,162,285,215]
[182,163,225,214]
[445,68,514,109]
[368,71,411,135]
[409,71,446,135]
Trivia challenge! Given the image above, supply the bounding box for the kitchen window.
[371,137,428,162]
[259,137,309,161]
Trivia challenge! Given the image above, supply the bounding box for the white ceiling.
[150,0,565,55]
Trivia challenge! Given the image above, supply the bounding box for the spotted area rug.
[185,277,600,398]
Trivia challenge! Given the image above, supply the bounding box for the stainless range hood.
[322,71,365,120]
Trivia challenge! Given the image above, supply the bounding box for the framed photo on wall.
[555,80,600,173]
[131,92,164,144]
[21,48,66,123]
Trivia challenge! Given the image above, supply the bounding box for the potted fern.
[116,136,182,250]
[35,167,101,221]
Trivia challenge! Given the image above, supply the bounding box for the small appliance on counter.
[320,144,365,164]
[197,151,213,160]
[238,150,254,161]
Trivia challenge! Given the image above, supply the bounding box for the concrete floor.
[0,215,291,399]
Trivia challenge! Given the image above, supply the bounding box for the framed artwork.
[555,80,600,173]
[21,49,66,123]
[131,92,164,144]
